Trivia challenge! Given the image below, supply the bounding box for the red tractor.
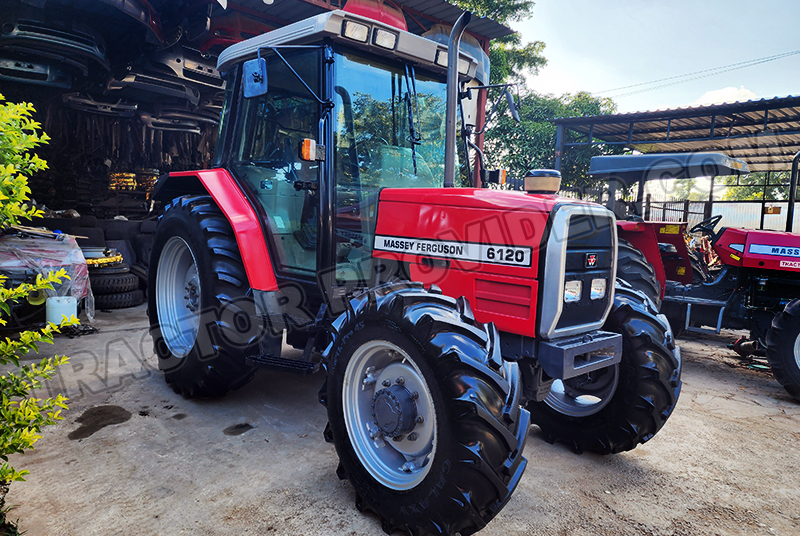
[590,152,800,401]
[148,7,681,535]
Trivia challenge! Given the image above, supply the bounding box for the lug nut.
[392,435,403,442]
[400,461,416,473]
[395,377,405,385]
[407,433,417,441]
[415,416,424,424]
[382,380,391,387]
[411,391,419,400]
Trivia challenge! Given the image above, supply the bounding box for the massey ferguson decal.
[375,235,533,267]
[748,244,800,258]
[585,253,598,268]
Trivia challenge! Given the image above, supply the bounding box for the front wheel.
[766,299,800,401]
[323,284,529,536]
[527,282,682,454]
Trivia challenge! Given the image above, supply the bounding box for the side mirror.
[504,88,520,122]
[243,56,268,98]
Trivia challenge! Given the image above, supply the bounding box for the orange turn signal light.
[300,139,325,161]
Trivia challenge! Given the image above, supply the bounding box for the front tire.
[148,195,257,398]
[323,284,529,536]
[527,282,682,454]
[766,299,800,401]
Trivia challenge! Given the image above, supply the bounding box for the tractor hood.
[373,188,617,338]
[716,227,800,272]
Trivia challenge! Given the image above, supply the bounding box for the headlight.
[564,280,582,303]
[342,20,370,43]
[590,278,607,300]
[434,49,470,75]
[373,28,398,49]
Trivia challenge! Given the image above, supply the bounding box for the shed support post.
[554,124,564,171]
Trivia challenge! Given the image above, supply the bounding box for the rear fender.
[156,169,278,292]
[617,221,667,297]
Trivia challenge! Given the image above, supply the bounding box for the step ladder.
[246,354,319,374]
[662,295,728,335]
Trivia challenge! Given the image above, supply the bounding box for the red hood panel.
[378,187,571,212]
[373,188,588,337]
[735,228,800,271]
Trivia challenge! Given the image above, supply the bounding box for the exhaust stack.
[443,11,471,188]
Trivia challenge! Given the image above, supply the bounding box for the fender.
[161,169,278,292]
[616,221,668,296]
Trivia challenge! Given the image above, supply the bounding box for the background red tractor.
[148,7,681,535]
[590,152,800,401]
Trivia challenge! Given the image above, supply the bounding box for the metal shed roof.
[225,0,514,41]
[554,95,800,172]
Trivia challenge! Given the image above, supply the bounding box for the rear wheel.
[148,195,257,398]
[323,283,529,536]
[527,282,682,454]
[617,238,661,309]
[766,299,800,401]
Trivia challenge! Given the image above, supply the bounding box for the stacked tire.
[90,264,145,309]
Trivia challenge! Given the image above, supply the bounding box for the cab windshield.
[331,50,463,283]
[333,50,456,190]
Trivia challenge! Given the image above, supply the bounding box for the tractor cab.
[201,9,487,310]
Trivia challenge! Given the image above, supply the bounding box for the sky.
[514,0,800,113]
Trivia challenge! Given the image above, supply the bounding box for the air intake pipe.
[443,11,471,188]
[788,150,800,233]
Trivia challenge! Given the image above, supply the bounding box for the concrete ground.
[8,305,800,536]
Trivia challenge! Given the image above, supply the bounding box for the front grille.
[538,203,617,340]
[555,213,615,330]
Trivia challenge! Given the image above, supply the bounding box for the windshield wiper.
[403,63,421,175]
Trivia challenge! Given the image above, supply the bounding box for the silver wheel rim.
[343,340,436,490]
[794,332,800,369]
[155,236,201,358]
[545,364,619,417]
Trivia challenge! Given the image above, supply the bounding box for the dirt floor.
[8,305,800,536]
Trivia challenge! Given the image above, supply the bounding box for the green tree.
[721,171,791,201]
[452,0,547,84]
[669,178,708,201]
[0,94,72,491]
[484,90,620,187]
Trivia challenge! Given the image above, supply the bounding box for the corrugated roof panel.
[557,95,800,170]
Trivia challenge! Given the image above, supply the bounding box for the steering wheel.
[690,214,723,237]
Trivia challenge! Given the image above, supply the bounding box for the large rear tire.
[527,282,682,454]
[148,195,257,398]
[322,283,529,536]
[617,238,661,309]
[766,299,800,401]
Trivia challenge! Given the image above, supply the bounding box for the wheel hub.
[343,340,437,490]
[372,385,417,438]
[184,279,200,312]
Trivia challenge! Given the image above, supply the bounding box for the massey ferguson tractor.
[590,152,800,402]
[148,5,681,535]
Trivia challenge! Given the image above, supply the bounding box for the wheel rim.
[343,340,436,490]
[155,236,201,358]
[794,332,800,370]
[544,364,619,417]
